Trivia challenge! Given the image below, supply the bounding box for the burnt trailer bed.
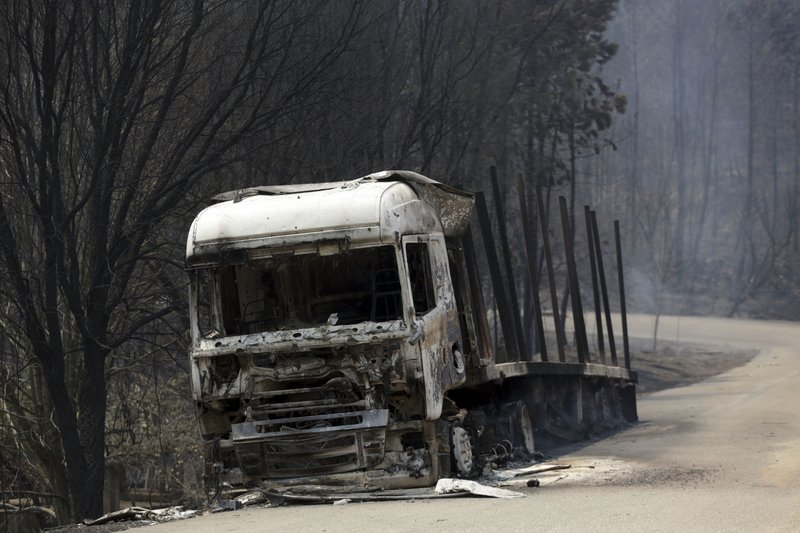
[185,170,637,493]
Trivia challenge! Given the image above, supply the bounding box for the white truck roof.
[186,171,474,265]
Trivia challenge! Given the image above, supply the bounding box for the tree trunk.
[690,2,720,272]
[627,0,641,255]
[76,341,109,519]
[672,0,687,276]
[39,353,87,520]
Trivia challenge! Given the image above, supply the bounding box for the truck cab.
[186,171,482,489]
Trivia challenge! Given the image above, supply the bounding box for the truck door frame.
[401,234,464,419]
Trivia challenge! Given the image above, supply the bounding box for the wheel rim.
[517,404,536,454]
[451,426,473,476]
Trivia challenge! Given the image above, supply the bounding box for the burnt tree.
[0,0,361,519]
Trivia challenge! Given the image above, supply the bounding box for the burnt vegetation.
[0,0,797,525]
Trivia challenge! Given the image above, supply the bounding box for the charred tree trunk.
[672,0,687,277]
[76,341,110,519]
[627,0,641,255]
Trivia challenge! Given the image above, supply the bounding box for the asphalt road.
[148,315,800,532]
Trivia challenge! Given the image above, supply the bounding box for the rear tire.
[511,401,536,456]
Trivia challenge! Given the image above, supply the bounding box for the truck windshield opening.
[208,245,402,335]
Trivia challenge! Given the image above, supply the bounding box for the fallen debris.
[495,463,571,480]
[221,460,569,507]
[234,490,270,507]
[210,500,242,513]
[434,479,525,499]
[259,488,466,505]
[83,506,198,526]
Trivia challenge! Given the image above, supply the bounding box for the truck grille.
[262,435,355,455]
[231,410,388,478]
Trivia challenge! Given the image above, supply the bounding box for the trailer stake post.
[614,220,631,369]
[462,226,494,366]
[584,205,605,364]
[559,196,589,363]
[490,166,528,362]
[475,191,517,363]
[517,175,547,361]
[535,186,566,362]
[592,211,618,366]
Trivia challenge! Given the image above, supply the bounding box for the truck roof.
[186,171,474,265]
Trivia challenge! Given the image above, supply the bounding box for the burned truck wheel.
[509,401,536,456]
[502,400,536,458]
[451,426,475,477]
[514,401,536,455]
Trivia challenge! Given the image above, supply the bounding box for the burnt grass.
[630,339,758,395]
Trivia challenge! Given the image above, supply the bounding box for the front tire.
[451,426,475,476]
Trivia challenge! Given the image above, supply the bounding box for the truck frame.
[185,170,636,492]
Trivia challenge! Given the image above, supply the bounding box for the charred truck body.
[186,170,636,491]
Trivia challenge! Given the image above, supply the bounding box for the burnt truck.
[185,170,636,492]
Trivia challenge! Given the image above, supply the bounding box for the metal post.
[535,186,566,362]
[591,211,618,366]
[475,191,517,363]
[490,167,528,362]
[517,175,547,362]
[614,220,631,369]
[461,226,494,366]
[559,196,589,363]
[584,205,605,364]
